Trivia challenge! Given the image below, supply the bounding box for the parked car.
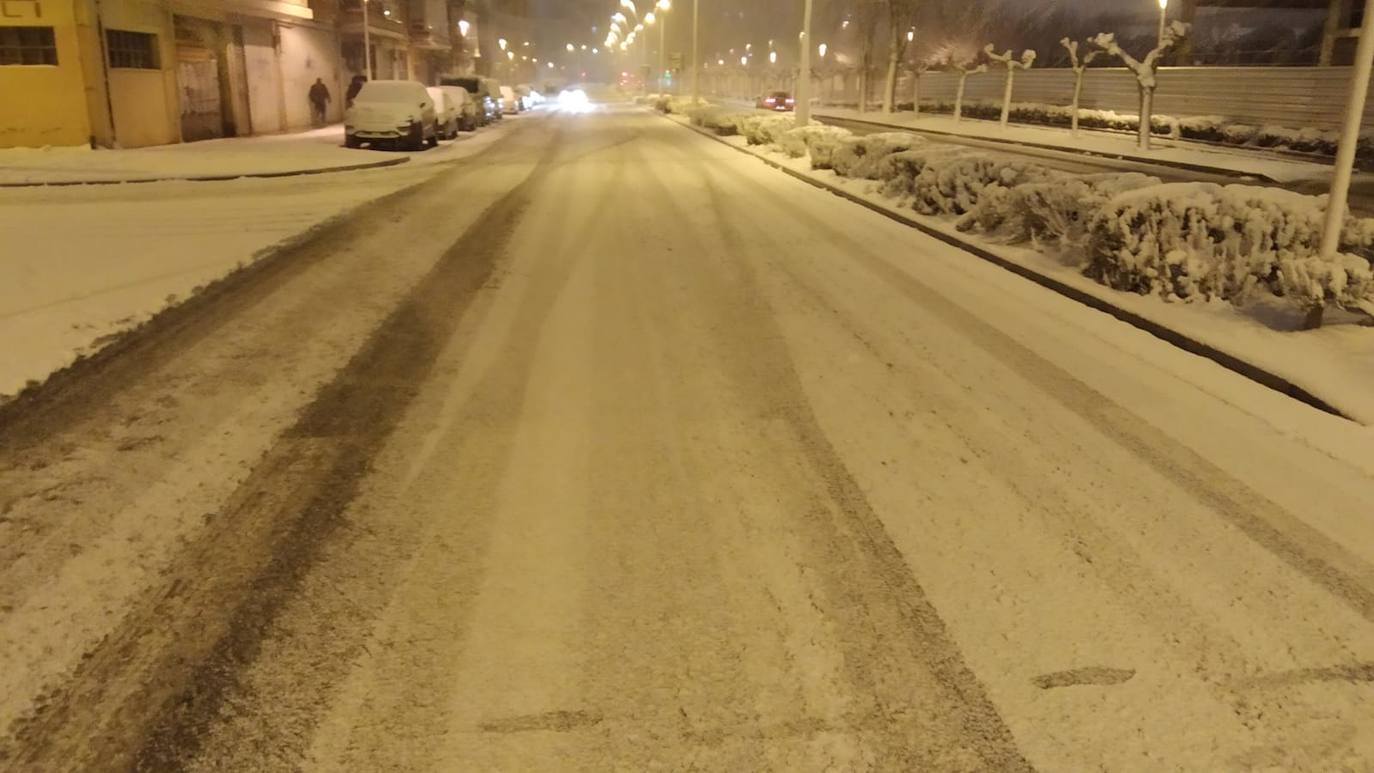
[426,86,461,139]
[500,85,521,114]
[480,78,505,120]
[440,75,494,126]
[515,84,536,110]
[345,80,438,150]
[439,85,479,131]
[757,90,795,112]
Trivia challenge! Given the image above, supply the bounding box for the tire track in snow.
[627,130,1034,770]
[2,127,562,772]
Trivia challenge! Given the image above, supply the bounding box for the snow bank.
[688,105,750,136]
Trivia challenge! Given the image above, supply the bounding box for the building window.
[107,29,158,69]
[0,26,57,66]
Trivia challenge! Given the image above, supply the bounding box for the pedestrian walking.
[345,74,367,109]
[309,78,331,126]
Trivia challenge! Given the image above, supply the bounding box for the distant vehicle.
[426,86,461,139]
[438,85,479,131]
[440,75,500,126]
[758,91,795,112]
[515,84,538,110]
[345,80,438,150]
[500,85,521,114]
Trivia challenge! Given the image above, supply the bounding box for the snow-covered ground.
[0,123,516,400]
[3,107,1373,770]
[0,125,490,185]
[812,107,1338,185]
[670,112,1374,426]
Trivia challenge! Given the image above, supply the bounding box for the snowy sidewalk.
[0,126,484,185]
[812,108,1339,185]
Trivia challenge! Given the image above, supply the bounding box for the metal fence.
[812,66,1371,130]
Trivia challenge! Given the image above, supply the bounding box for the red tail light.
[765,97,776,105]
[785,98,795,105]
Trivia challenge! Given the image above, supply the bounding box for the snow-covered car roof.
[356,80,427,103]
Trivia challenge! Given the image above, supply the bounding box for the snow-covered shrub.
[912,157,1059,216]
[740,114,800,147]
[1085,182,1374,312]
[961,172,1160,247]
[664,96,702,115]
[777,125,853,168]
[688,106,747,135]
[877,146,970,198]
[831,132,926,179]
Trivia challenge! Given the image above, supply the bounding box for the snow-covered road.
[2,105,1373,771]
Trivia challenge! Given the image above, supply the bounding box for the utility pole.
[796,0,813,125]
[1319,0,1374,260]
[659,11,667,93]
[690,0,700,102]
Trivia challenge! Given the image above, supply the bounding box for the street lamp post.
[362,0,374,80]
[796,0,814,125]
[691,0,700,103]
[658,0,669,94]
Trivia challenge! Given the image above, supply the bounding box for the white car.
[345,80,438,151]
[426,86,460,139]
[499,85,521,115]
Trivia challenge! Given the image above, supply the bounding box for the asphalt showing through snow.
[1,105,1373,771]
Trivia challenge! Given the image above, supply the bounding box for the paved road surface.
[2,106,1373,771]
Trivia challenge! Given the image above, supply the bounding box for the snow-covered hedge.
[775,125,855,168]
[739,114,801,146]
[778,124,851,162]
[831,132,926,180]
[1086,183,1374,312]
[960,171,1162,247]
[662,96,703,115]
[912,156,1060,217]
[688,106,748,135]
[876,146,971,199]
[690,101,1374,320]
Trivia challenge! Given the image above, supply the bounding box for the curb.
[810,112,1283,183]
[668,113,1350,422]
[0,155,410,189]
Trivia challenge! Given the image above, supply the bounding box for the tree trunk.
[1302,304,1325,330]
[954,74,967,122]
[1138,85,1153,150]
[1000,68,1015,127]
[913,73,921,120]
[1070,69,1084,136]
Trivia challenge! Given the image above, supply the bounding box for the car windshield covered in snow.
[355,81,424,103]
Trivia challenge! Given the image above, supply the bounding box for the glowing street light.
[457,19,470,37]
[567,42,575,52]
[498,38,508,51]
[769,50,777,64]
[818,42,827,58]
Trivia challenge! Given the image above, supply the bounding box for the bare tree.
[852,0,884,112]
[882,0,920,114]
[984,45,1035,128]
[1060,38,1101,137]
[1091,21,1189,150]
[946,57,986,123]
